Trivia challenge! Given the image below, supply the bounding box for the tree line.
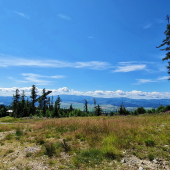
[1,85,104,118]
[1,84,170,118]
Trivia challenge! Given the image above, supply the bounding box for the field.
[0,114,170,169]
[60,102,153,112]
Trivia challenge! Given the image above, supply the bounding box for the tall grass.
[1,114,170,168]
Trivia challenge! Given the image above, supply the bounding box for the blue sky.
[0,0,170,99]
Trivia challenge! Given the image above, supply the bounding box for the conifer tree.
[157,15,170,77]
[95,104,102,116]
[84,99,88,113]
[69,104,73,112]
[56,95,61,109]
[30,85,38,115]
[42,88,47,116]
[12,89,20,117]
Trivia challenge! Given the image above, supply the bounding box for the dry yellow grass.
[0,114,170,169]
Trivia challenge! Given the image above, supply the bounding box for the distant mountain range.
[0,95,170,108]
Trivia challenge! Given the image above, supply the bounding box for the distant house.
[6,110,13,113]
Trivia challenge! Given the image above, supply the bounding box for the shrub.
[44,142,56,157]
[102,145,123,160]
[15,129,23,136]
[36,137,45,145]
[148,153,154,161]
[145,139,155,147]
[61,139,71,152]
[74,149,103,167]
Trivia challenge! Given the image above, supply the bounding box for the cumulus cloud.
[1,87,170,99]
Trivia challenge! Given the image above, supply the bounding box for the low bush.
[44,142,56,157]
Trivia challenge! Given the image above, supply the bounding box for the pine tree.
[84,99,88,113]
[12,89,20,117]
[20,90,26,117]
[157,15,170,77]
[42,88,47,116]
[95,104,102,116]
[30,85,38,115]
[49,96,54,111]
[69,104,73,112]
[56,95,61,109]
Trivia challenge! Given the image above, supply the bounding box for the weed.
[15,129,23,136]
[48,159,57,166]
[44,142,56,157]
[65,135,73,141]
[36,137,45,145]
[148,153,154,161]
[4,134,13,140]
[26,152,33,157]
[61,139,71,152]
[102,145,123,160]
[74,149,103,167]
[54,141,61,149]
[162,147,168,151]
[0,142,5,146]
[145,139,155,147]
[45,133,54,138]
[25,166,31,170]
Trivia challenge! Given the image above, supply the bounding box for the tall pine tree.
[30,85,38,115]
[157,15,170,78]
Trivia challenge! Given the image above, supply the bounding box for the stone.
[121,159,126,163]
[139,167,143,170]
[153,159,158,164]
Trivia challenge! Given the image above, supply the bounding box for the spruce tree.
[84,99,88,113]
[42,88,47,116]
[69,104,73,112]
[12,89,20,117]
[157,15,170,77]
[95,104,102,116]
[56,95,61,109]
[30,85,38,115]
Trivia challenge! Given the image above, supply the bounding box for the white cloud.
[134,75,169,85]
[75,61,111,70]
[57,14,72,21]
[143,23,152,29]
[157,76,169,80]
[0,55,111,70]
[113,64,146,72]
[134,79,156,85]
[14,11,29,19]
[0,55,167,73]
[9,73,65,85]
[1,86,170,99]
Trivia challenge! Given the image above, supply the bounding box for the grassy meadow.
[0,114,170,169]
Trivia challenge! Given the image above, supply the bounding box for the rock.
[139,167,143,170]
[121,159,126,163]
[123,151,126,155]
[153,159,158,164]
